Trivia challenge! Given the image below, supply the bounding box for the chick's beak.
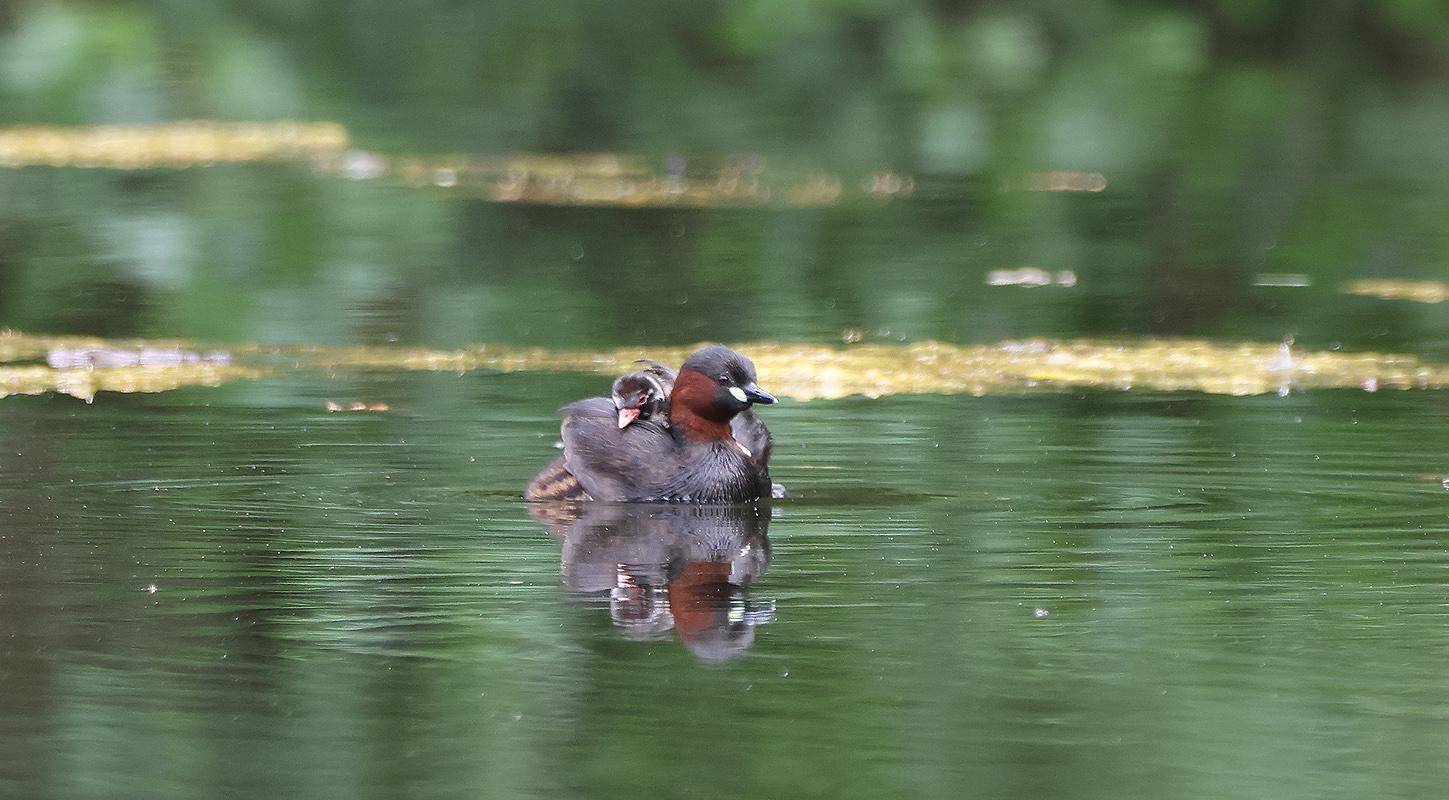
[617,407,641,428]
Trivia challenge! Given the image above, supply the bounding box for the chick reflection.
[530,503,773,660]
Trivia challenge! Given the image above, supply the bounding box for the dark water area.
[3,1,1449,798]
[7,376,1449,798]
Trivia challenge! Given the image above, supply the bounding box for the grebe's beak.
[741,382,776,405]
[617,407,641,428]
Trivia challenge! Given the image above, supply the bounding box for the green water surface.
[5,375,1449,799]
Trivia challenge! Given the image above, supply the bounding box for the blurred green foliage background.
[0,0,1447,350]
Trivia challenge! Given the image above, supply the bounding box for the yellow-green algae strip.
[0,332,271,401]
[0,330,1441,401]
[1342,279,1449,304]
[0,122,348,169]
[0,362,268,402]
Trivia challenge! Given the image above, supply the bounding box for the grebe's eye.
[718,374,730,385]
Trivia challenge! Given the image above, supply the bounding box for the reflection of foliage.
[0,2,1445,346]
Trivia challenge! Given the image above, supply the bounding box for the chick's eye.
[717,374,730,385]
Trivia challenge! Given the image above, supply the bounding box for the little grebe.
[624,358,775,485]
[525,345,777,503]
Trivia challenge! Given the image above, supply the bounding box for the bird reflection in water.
[529,502,774,661]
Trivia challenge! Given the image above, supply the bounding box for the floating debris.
[1002,171,1107,192]
[47,345,232,369]
[986,267,1077,287]
[3,330,1447,401]
[0,122,911,208]
[1254,273,1312,287]
[1343,279,1449,304]
[325,401,390,412]
[338,151,912,208]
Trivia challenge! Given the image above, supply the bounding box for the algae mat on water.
[0,330,1435,402]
